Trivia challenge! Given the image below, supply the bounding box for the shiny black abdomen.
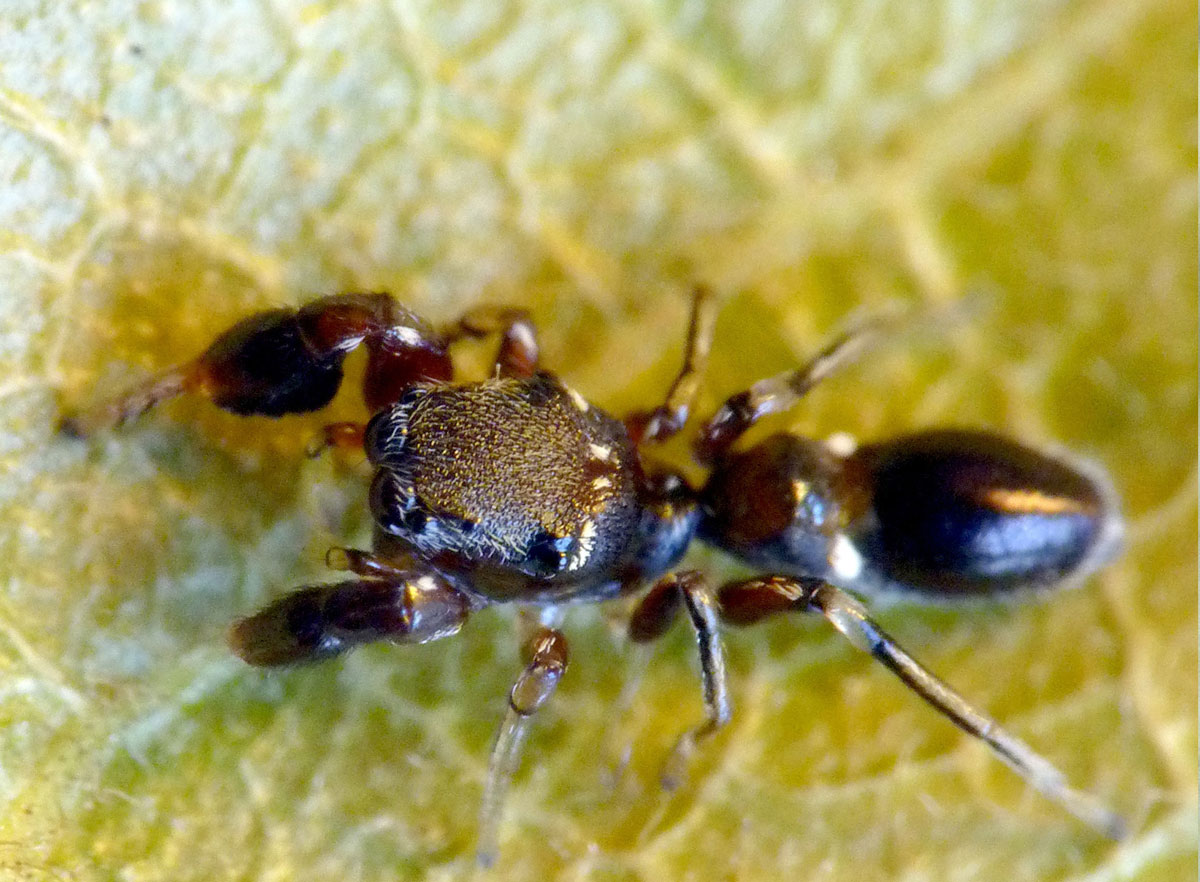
[850,430,1120,597]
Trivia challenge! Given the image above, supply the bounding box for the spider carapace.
[62,288,1125,865]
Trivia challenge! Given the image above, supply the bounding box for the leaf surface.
[0,1,1194,880]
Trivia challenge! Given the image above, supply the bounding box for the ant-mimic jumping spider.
[61,287,1125,865]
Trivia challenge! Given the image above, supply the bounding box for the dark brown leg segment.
[626,285,717,445]
[61,293,453,437]
[715,575,1125,839]
[477,626,569,867]
[627,572,685,643]
[443,305,540,379]
[629,570,731,790]
[228,569,468,667]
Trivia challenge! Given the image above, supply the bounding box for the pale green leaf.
[0,0,1194,880]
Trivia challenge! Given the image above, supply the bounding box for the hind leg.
[715,575,1125,839]
[693,310,902,464]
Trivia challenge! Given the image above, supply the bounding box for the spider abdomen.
[700,429,1121,599]
[849,430,1122,597]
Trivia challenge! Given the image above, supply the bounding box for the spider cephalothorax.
[364,374,644,598]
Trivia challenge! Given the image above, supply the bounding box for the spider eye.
[400,507,428,533]
[364,387,429,466]
[526,530,575,576]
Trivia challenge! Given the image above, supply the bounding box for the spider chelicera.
[61,288,1125,865]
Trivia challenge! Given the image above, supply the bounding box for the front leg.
[60,293,453,437]
[228,567,468,667]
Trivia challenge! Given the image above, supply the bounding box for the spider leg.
[693,310,900,464]
[715,575,1126,839]
[443,305,540,378]
[477,622,569,867]
[228,568,469,667]
[60,293,453,437]
[627,285,718,445]
[305,421,368,458]
[324,545,417,579]
[629,570,731,790]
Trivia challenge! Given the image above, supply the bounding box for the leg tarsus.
[62,294,454,436]
[598,642,652,794]
[627,285,718,445]
[808,582,1126,839]
[660,571,730,790]
[477,626,568,867]
[59,369,189,438]
[694,308,903,464]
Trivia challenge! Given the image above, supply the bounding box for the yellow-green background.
[0,0,1194,879]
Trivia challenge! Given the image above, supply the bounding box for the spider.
[61,288,1125,865]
